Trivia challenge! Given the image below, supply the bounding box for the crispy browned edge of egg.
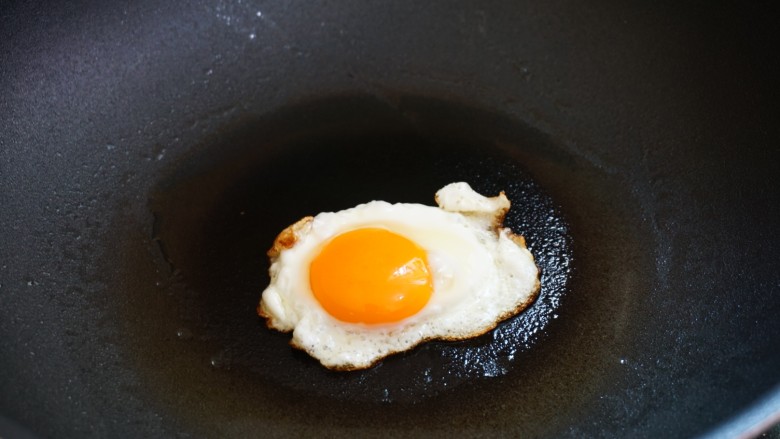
[256,215,313,326]
[256,192,542,371]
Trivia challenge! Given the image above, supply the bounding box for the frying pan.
[2,0,778,437]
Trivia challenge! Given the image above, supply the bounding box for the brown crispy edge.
[267,216,313,259]
[257,216,314,327]
[492,191,510,230]
[433,190,510,233]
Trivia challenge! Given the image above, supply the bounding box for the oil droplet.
[210,351,232,370]
[176,328,193,340]
[482,363,508,378]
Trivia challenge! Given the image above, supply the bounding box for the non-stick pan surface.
[1,0,779,437]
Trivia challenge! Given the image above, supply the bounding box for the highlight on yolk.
[309,228,433,324]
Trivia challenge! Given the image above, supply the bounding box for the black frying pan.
[2,0,779,437]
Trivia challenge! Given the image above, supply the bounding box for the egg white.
[259,182,540,370]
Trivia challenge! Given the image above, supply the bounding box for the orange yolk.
[309,228,433,324]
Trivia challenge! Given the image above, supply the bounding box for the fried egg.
[258,182,540,370]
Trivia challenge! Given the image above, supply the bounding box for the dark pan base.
[115,95,652,436]
[1,0,778,437]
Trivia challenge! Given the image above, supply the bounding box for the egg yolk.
[309,228,433,324]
